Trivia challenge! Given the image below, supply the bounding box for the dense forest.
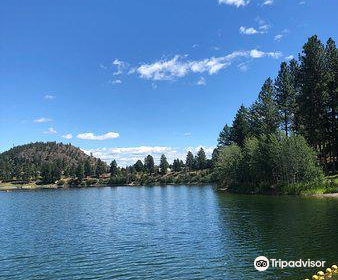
[0,142,108,185]
[0,35,337,194]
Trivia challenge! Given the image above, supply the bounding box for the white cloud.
[239,21,270,35]
[137,55,190,81]
[83,145,215,166]
[34,117,52,123]
[285,55,294,60]
[197,77,206,86]
[250,49,282,58]
[262,0,273,5]
[274,34,283,41]
[135,49,281,81]
[237,62,249,72]
[77,131,120,140]
[62,134,73,139]
[111,79,122,84]
[274,29,290,42]
[44,127,57,134]
[44,95,55,100]
[239,26,258,35]
[299,1,305,4]
[218,0,249,7]
[184,132,192,136]
[112,59,128,75]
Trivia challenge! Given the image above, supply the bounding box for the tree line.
[212,35,337,193]
[215,35,337,173]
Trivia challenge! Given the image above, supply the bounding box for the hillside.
[0,142,107,183]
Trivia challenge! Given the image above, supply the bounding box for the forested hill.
[0,142,108,182]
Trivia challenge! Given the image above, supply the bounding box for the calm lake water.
[0,185,337,280]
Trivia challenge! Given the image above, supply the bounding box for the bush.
[215,134,324,192]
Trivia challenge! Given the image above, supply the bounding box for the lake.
[0,185,337,280]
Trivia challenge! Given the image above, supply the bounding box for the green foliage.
[185,151,195,171]
[159,154,169,175]
[110,160,118,176]
[217,124,233,147]
[76,164,85,180]
[196,148,207,170]
[0,142,105,182]
[144,155,155,174]
[133,160,144,172]
[231,105,250,147]
[41,162,61,184]
[215,135,324,193]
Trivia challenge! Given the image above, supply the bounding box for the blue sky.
[1,0,337,165]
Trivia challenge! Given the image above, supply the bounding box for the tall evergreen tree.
[325,38,338,171]
[133,160,144,172]
[251,78,280,136]
[110,160,118,176]
[84,160,92,177]
[185,151,195,171]
[217,124,233,147]
[231,105,250,147]
[196,148,207,170]
[159,154,169,175]
[298,35,328,152]
[275,62,297,136]
[144,155,155,174]
[96,159,107,176]
[172,159,184,172]
[76,163,85,180]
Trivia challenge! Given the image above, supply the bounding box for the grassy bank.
[224,175,338,195]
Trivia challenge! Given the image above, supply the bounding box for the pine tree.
[84,160,92,177]
[252,78,280,136]
[217,124,233,147]
[144,155,155,174]
[76,163,85,180]
[172,159,184,172]
[110,160,118,176]
[196,148,207,170]
[133,160,144,172]
[185,151,195,171]
[231,105,250,147]
[325,38,338,171]
[298,35,328,156]
[96,159,107,177]
[159,154,169,175]
[275,62,297,136]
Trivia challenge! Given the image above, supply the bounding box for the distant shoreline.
[1,183,338,198]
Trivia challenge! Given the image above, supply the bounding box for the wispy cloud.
[218,0,249,7]
[34,117,52,123]
[262,0,273,6]
[274,29,290,42]
[110,79,122,85]
[196,77,206,86]
[44,127,57,134]
[62,133,73,139]
[112,59,128,75]
[285,55,294,60]
[77,131,120,140]
[239,26,259,35]
[44,94,55,100]
[239,19,270,35]
[135,49,281,81]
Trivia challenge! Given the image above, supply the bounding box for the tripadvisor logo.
[254,256,270,271]
[254,256,326,272]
